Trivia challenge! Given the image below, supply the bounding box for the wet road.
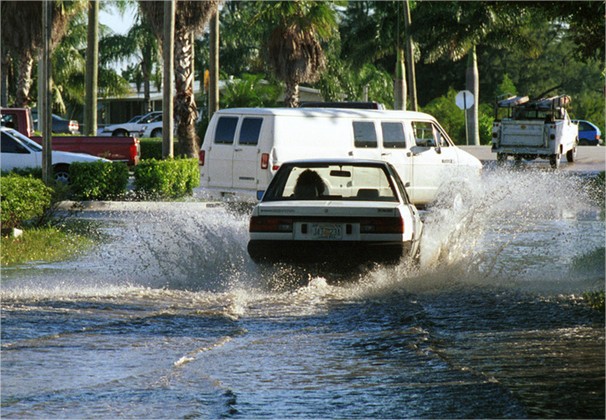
[1,167,604,419]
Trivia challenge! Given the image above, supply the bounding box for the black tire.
[549,154,561,169]
[53,164,70,183]
[113,129,128,137]
[566,145,577,163]
[496,153,507,165]
[151,128,162,138]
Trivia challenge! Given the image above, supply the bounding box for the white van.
[199,108,482,207]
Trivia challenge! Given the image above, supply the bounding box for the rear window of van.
[353,121,377,148]
[239,118,263,145]
[215,117,238,144]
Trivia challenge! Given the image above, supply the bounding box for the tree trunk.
[394,48,406,110]
[284,80,299,108]
[466,45,480,145]
[142,44,152,113]
[14,52,33,107]
[1,53,10,107]
[174,28,198,157]
[84,0,99,135]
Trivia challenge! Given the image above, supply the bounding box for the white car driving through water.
[247,159,423,265]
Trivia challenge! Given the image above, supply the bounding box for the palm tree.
[0,0,85,107]
[411,1,533,145]
[256,0,338,108]
[139,0,221,158]
[101,18,160,113]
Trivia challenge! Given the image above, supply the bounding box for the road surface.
[461,145,605,172]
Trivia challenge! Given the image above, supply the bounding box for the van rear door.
[207,115,239,189]
[233,117,264,191]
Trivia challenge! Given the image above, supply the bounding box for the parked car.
[247,159,423,265]
[31,109,80,134]
[1,127,109,182]
[97,111,162,137]
[139,120,163,138]
[573,120,602,146]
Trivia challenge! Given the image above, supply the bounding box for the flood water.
[2,168,604,419]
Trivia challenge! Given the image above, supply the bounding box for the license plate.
[311,223,343,240]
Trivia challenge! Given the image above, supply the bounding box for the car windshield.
[4,129,42,151]
[263,162,399,202]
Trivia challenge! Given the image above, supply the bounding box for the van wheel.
[496,153,507,164]
[549,154,561,169]
[53,164,70,183]
[151,128,162,138]
[566,145,577,163]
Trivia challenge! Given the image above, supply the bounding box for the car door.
[408,120,458,205]
[233,117,263,191]
[1,130,40,170]
[377,121,414,199]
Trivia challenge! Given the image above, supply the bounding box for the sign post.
[456,90,474,146]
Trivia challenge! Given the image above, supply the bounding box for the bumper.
[247,240,411,264]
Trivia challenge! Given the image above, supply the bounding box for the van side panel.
[272,115,352,164]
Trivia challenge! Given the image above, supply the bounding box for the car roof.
[214,107,434,120]
[280,158,391,166]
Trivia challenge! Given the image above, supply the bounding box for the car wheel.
[579,139,589,146]
[549,154,561,169]
[53,164,70,183]
[566,145,577,163]
[151,128,162,138]
[113,129,128,137]
[496,153,507,164]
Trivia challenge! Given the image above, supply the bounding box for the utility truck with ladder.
[491,95,578,169]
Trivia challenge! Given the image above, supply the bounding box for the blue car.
[573,120,602,146]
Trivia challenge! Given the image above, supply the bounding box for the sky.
[99,4,136,36]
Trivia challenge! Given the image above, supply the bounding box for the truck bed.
[499,120,546,147]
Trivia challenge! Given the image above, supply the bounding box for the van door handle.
[348,151,354,156]
[234,148,243,152]
[381,152,391,156]
[441,159,454,163]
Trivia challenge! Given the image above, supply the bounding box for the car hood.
[52,150,110,163]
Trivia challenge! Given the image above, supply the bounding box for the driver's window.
[412,121,437,147]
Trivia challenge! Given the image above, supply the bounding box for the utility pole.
[162,0,175,158]
[209,10,219,119]
[85,0,99,135]
[41,0,52,184]
[403,0,418,111]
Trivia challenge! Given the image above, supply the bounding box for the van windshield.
[263,162,399,202]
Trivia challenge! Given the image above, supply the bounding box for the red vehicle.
[0,107,140,166]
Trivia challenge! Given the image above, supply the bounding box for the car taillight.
[129,143,139,163]
[260,153,269,169]
[360,217,403,234]
[249,216,293,232]
[199,150,205,166]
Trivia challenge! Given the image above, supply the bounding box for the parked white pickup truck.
[491,95,578,168]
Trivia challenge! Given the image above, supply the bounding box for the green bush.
[139,138,163,160]
[70,161,129,200]
[133,158,200,199]
[0,174,53,229]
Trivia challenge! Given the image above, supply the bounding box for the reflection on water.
[1,168,604,418]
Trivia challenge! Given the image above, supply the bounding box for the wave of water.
[2,167,603,305]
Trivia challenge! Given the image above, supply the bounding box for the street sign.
[456,90,474,110]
